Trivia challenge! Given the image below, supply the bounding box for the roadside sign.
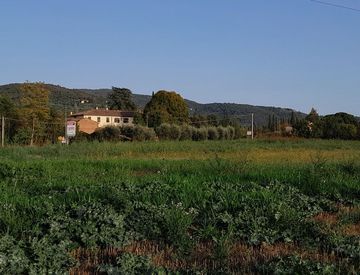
[66,121,76,137]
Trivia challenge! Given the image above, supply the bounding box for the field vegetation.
[0,139,359,274]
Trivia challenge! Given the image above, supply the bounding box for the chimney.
[70,112,73,115]
[106,107,108,110]
[96,106,99,110]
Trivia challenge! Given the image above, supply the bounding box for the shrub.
[155,124,171,140]
[91,126,121,142]
[121,126,156,141]
[169,125,181,140]
[133,126,156,141]
[120,126,136,141]
[155,124,181,140]
[228,126,235,140]
[179,125,194,141]
[71,132,90,143]
[207,127,219,140]
[192,127,208,141]
[12,128,32,145]
[234,126,246,139]
[217,126,228,140]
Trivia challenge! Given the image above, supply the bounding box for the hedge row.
[73,124,244,143]
[73,126,156,142]
[155,124,238,141]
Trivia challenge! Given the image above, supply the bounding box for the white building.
[69,108,135,127]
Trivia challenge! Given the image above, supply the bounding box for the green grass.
[0,139,359,273]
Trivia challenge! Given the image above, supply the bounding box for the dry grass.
[69,205,360,274]
[69,240,344,274]
[342,224,360,237]
[313,212,338,227]
[313,205,360,237]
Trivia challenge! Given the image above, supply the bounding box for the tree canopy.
[143,91,189,127]
[0,95,17,117]
[108,87,136,110]
[18,83,50,145]
[294,109,360,140]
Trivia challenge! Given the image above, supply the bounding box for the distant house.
[68,108,136,134]
[67,118,98,134]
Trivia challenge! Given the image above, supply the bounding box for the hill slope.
[0,83,305,126]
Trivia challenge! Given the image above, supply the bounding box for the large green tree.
[18,83,50,145]
[322,113,359,140]
[306,108,320,123]
[0,95,19,142]
[108,87,136,110]
[0,95,17,117]
[46,108,64,144]
[143,91,189,127]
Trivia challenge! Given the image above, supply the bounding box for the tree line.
[293,108,360,140]
[1,83,359,145]
[0,83,64,145]
[261,107,360,140]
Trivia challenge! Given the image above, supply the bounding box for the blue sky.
[0,0,359,115]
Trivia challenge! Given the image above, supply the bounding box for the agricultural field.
[0,139,359,274]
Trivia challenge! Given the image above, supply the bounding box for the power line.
[309,0,360,12]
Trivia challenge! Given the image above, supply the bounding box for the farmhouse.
[67,118,98,134]
[68,108,136,134]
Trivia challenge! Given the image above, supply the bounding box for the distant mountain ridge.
[0,83,306,126]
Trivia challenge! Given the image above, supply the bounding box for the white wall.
[85,115,133,127]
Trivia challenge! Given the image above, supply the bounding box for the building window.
[114,118,120,123]
[123,117,129,124]
[97,117,101,123]
[106,117,110,123]
[87,117,91,119]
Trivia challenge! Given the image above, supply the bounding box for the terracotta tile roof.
[70,109,136,117]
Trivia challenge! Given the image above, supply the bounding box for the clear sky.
[1,0,359,115]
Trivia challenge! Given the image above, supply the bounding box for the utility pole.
[252,113,254,140]
[1,116,4,147]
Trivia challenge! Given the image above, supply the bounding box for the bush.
[207,127,219,140]
[169,125,181,140]
[217,126,228,140]
[91,126,121,142]
[228,126,235,140]
[234,125,246,139]
[192,127,208,141]
[179,125,194,141]
[120,126,156,141]
[120,126,136,140]
[155,124,171,140]
[12,128,32,145]
[71,132,90,143]
[133,126,156,141]
[155,124,181,140]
